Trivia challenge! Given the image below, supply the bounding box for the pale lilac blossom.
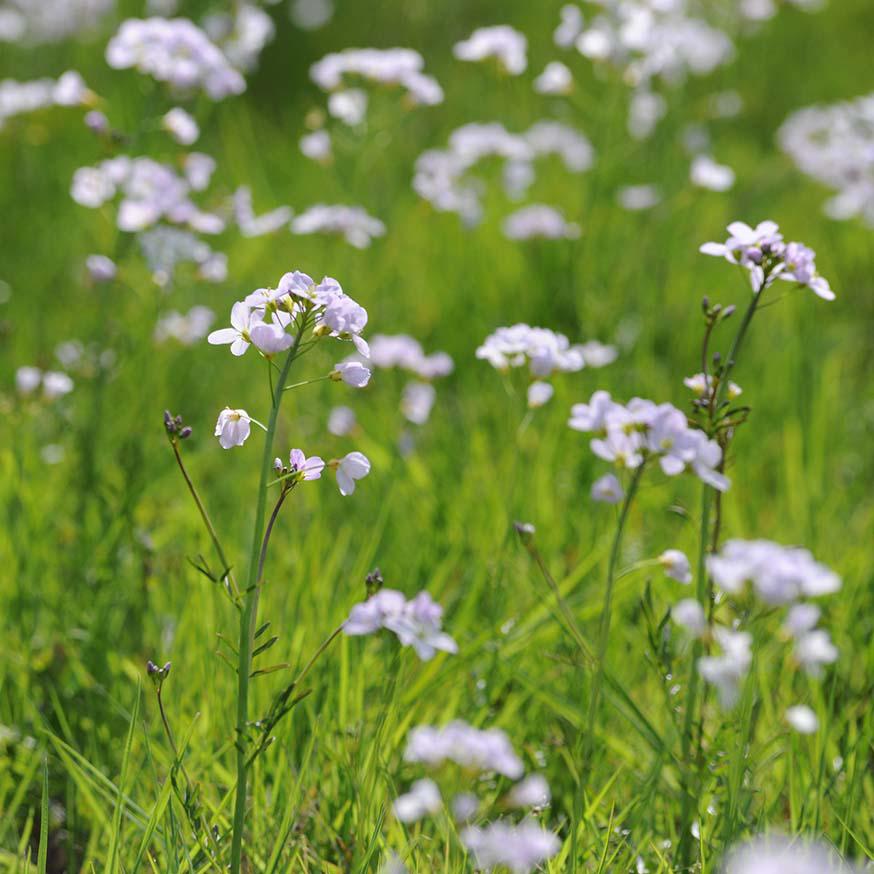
[527,381,554,409]
[86,254,117,283]
[333,450,370,495]
[453,25,527,75]
[461,820,560,873]
[162,107,199,145]
[404,721,523,777]
[392,779,442,823]
[591,473,624,504]
[534,61,573,95]
[785,705,819,734]
[214,408,251,449]
[659,549,692,584]
[672,599,707,637]
[333,361,371,388]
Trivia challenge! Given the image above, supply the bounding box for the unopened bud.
[365,567,384,595]
[701,296,710,313]
[514,521,536,546]
[721,305,736,320]
[178,426,192,440]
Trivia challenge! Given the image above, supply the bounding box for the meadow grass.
[0,0,873,871]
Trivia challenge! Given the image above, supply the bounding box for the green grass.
[1,0,873,870]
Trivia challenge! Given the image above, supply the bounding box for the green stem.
[676,280,766,866]
[584,464,645,763]
[229,321,308,873]
[170,440,239,602]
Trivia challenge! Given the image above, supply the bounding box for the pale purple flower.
[300,129,332,162]
[334,450,370,495]
[328,88,367,126]
[554,4,584,48]
[249,318,294,355]
[527,381,554,408]
[794,629,838,677]
[333,361,371,388]
[659,549,692,584]
[591,473,624,504]
[328,405,356,436]
[404,721,523,777]
[402,381,436,425]
[569,390,615,432]
[86,254,117,283]
[214,408,251,449]
[285,448,325,481]
[461,820,560,874]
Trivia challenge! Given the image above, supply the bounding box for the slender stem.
[229,318,308,874]
[170,441,239,601]
[676,280,766,866]
[584,465,645,761]
[257,486,291,584]
[283,375,331,392]
[294,623,344,688]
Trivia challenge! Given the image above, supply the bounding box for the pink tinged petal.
[304,457,325,479]
[289,448,307,470]
[352,334,370,357]
[230,337,250,356]
[343,451,371,478]
[699,242,726,256]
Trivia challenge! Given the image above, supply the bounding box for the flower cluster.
[15,366,74,399]
[676,540,841,709]
[502,204,580,240]
[779,92,874,228]
[309,47,443,107]
[290,204,385,249]
[208,270,369,359]
[344,589,457,660]
[722,834,856,874]
[0,0,113,44]
[453,25,528,76]
[700,220,835,300]
[0,70,90,128]
[154,306,215,345]
[71,156,224,235]
[569,391,729,490]
[413,120,593,226]
[106,18,245,99]
[393,721,559,872]
[139,226,227,287]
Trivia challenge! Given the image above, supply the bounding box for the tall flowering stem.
[229,316,309,874]
[676,282,764,865]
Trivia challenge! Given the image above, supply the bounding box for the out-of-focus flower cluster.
[291,204,385,249]
[106,17,245,99]
[0,71,91,129]
[0,0,113,44]
[414,121,593,227]
[570,391,729,490]
[388,721,559,873]
[779,93,874,228]
[344,589,457,660]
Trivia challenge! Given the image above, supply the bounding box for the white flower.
[453,25,527,75]
[723,834,850,874]
[527,381,554,408]
[328,405,356,436]
[300,129,331,162]
[401,381,436,425]
[785,705,819,734]
[690,155,735,191]
[214,408,251,449]
[591,473,623,504]
[698,628,752,708]
[534,61,573,95]
[328,88,367,125]
[162,107,199,145]
[333,361,371,388]
[16,366,42,395]
[659,549,692,584]
[334,451,370,495]
[42,371,74,399]
[207,301,260,356]
[617,184,661,211]
[671,599,707,637]
[794,629,838,677]
[392,779,441,823]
